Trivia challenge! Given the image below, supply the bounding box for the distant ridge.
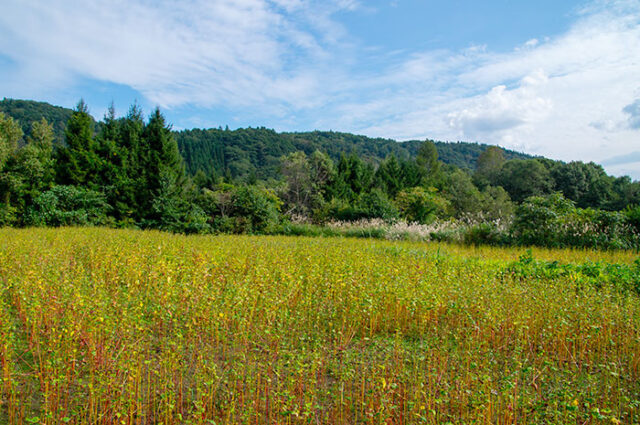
[0,98,532,179]
[0,98,78,144]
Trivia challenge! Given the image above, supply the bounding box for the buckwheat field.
[1,228,639,424]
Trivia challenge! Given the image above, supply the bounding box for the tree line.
[0,100,639,249]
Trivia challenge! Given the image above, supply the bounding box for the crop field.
[0,228,639,425]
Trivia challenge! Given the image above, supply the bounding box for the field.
[0,228,639,425]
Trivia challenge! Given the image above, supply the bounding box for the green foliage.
[198,184,282,234]
[330,153,374,202]
[357,189,399,221]
[444,168,483,217]
[395,187,450,224]
[512,193,639,250]
[462,222,509,246]
[551,161,614,209]
[270,221,342,238]
[474,146,505,188]
[0,203,17,226]
[0,98,76,144]
[55,100,100,188]
[625,205,640,231]
[0,116,56,224]
[279,151,315,215]
[496,159,554,202]
[415,140,441,183]
[480,185,514,221]
[503,251,640,296]
[146,173,210,234]
[142,108,184,190]
[374,154,404,197]
[174,126,532,181]
[26,185,110,227]
[229,185,281,233]
[1,97,638,253]
[0,112,22,171]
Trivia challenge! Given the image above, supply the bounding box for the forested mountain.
[0,99,531,179]
[175,128,532,179]
[0,98,85,144]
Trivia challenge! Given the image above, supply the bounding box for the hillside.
[0,98,77,144]
[175,128,532,179]
[1,97,638,244]
[0,98,531,178]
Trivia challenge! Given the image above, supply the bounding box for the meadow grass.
[0,227,639,424]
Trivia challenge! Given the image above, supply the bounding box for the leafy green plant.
[395,186,450,224]
[26,185,110,226]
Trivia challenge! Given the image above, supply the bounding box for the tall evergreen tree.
[56,100,100,188]
[0,112,22,171]
[474,146,505,188]
[375,154,403,197]
[140,108,185,221]
[0,113,23,223]
[416,140,440,184]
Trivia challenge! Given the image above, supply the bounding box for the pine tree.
[140,108,185,221]
[416,140,440,184]
[56,100,100,188]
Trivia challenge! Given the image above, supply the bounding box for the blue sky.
[1,0,639,179]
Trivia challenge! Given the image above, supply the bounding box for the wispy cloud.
[335,0,640,176]
[0,0,355,110]
[0,0,639,178]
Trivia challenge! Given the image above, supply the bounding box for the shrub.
[229,185,282,233]
[357,189,399,221]
[150,198,210,234]
[26,185,110,227]
[502,251,640,296]
[0,203,17,226]
[512,193,639,250]
[625,205,640,231]
[462,223,509,246]
[395,187,450,224]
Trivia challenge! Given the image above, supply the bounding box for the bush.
[357,189,399,221]
[0,203,17,226]
[625,205,640,231]
[229,185,282,233]
[271,222,341,238]
[502,251,640,296]
[512,193,639,250]
[26,185,110,227]
[324,194,396,223]
[462,223,509,246]
[150,198,210,234]
[395,187,450,224]
[197,185,283,234]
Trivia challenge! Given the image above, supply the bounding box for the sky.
[1,0,639,179]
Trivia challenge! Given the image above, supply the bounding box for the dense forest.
[1,98,639,249]
[176,129,532,180]
[1,98,532,177]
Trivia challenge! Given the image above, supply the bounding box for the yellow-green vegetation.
[0,228,639,425]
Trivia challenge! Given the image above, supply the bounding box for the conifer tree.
[56,100,100,188]
[139,108,185,221]
[416,140,440,184]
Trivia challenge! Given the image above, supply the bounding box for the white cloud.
[335,0,640,178]
[447,71,553,141]
[1,0,639,179]
[0,0,354,110]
